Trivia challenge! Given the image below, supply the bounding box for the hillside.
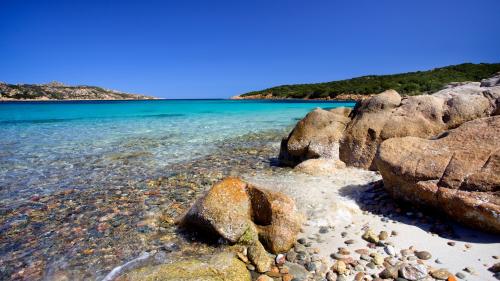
[0,81,155,101]
[237,63,500,100]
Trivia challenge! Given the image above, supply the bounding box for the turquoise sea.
[1,99,358,280]
[0,100,354,203]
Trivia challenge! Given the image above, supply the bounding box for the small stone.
[415,251,432,260]
[331,260,347,275]
[344,239,355,245]
[399,263,428,280]
[463,267,475,274]
[355,249,369,255]
[362,229,379,243]
[360,254,371,261]
[447,241,456,246]
[276,254,286,266]
[256,275,273,281]
[378,231,389,241]
[489,262,500,273]
[305,262,316,272]
[282,274,294,281]
[297,238,307,244]
[380,266,399,279]
[341,232,348,238]
[431,269,452,280]
[464,243,472,249]
[385,245,396,256]
[371,253,384,265]
[455,272,466,279]
[326,271,337,281]
[391,230,398,236]
[354,272,364,281]
[330,253,346,260]
[354,265,364,271]
[366,262,376,269]
[435,258,443,264]
[246,264,255,271]
[319,226,329,234]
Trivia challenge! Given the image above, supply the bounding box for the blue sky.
[1,0,499,99]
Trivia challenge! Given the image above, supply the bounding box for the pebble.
[276,254,286,266]
[455,272,466,279]
[431,268,452,280]
[319,226,329,234]
[379,266,399,279]
[415,251,432,260]
[331,260,347,275]
[378,231,388,241]
[463,266,475,274]
[399,263,428,280]
[366,262,376,269]
[297,238,307,244]
[246,264,255,271]
[330,253,345,260]
[435,258,443,264]
[447,241,456,246]
[305,262,316,272]
[344,239,355,245]
[354,265,364,271]
[360,254,371,261]
[362,229,379,243]
[371,253,384,265]
[384,245,396,256]
[256,275,273,281]
[325,271,337,281]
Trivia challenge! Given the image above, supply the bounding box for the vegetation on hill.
[240,63,500,99]
[0,82,155,100]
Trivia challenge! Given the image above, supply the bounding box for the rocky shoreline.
[2,74,500,281]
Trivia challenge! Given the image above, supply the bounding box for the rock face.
[340,82,500,170]
[375,116,500,233]
[180,177,302,253]
[279,107,351,166]
[119,253,251,281]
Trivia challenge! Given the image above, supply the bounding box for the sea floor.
[1,130,499,281]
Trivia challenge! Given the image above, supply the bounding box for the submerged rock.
[180,177,302,253]
[279,108,351,166]
[118,252,251,281]
[376,116,500,233]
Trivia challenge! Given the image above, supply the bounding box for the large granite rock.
[180,177,302,254]
[119,253,251,281]
[375,116,500,233]
[340,81,500,170]
[279,107,351,166]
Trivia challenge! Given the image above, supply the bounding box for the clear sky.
[1,0,499,99]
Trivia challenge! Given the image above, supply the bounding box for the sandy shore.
[244,168,499,281]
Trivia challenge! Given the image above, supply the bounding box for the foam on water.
[0,99,355,202]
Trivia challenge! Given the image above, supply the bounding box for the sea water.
[0,99,354,203]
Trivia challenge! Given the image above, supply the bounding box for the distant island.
[234,62,500,100]
[0,81,156,101]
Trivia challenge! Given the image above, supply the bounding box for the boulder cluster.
[280,74,500,233]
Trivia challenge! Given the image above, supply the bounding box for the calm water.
[0,99,354,203]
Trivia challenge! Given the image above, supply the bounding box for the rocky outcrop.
[375,116,500,233]
[279,107,351,166]
[118,253,251,281]
[180,177,302,254]
[340,81,500,170]
[0,82,155,100]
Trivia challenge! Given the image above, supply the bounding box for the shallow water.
[0,99,354,203]
[0,99,354,280]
